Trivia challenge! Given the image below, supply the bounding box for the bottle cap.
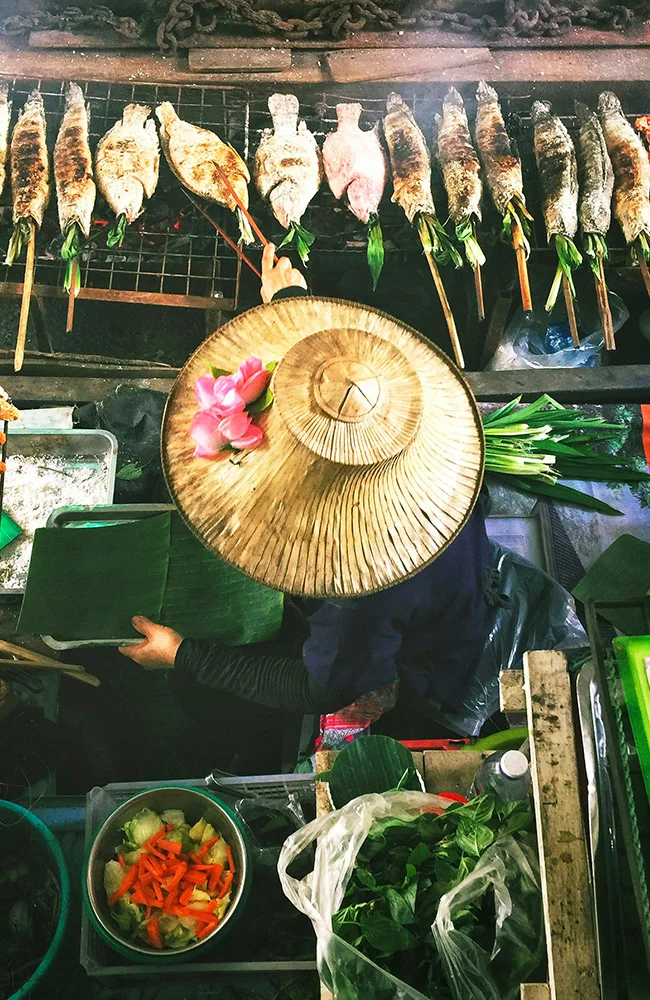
[500,750,529,779]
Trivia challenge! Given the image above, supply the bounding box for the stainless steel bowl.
[85,786,250,959]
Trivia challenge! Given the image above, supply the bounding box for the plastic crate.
[81,774,317,980]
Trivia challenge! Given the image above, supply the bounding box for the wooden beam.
[325,46,495,83]
[28,30,151,49]
[521,987,551,1000]
[0,282,233,312]
[423,750,484,797]
[188,48,292,72]
[523,651,600,1000]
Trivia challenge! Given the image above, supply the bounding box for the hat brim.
[162,297,484,598]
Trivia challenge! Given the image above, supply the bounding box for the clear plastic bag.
[432,835,544,1000]
[428,541,587,736]
[278,791,543,1000]
[233,793,306,866]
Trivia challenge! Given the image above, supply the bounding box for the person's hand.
[260,243,307,304]
[118,616,183,669]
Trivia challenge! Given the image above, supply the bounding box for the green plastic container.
[83,786,252,963]
[612,635,650,804]
[0,799,71,1000]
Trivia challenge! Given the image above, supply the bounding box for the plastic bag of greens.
[278,791,543,1000]
[432,835,544,1000]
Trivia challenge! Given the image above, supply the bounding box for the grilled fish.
[383,92,434,223]
[54,82,96,238]
[532,101,578,241]
[575,102,613,238]
[11,90,50,228]
[95,104,159,224]
[156,101,251,243]
[254,94,322,230]
[0,84,11,200]
[475,81,526,218]
[322,103,386,224]
[435,87,481,226]
[598,91,650,245]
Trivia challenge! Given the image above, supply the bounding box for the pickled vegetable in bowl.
[103,806,236,950]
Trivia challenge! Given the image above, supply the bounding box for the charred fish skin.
[254,94,322,230]
[0,84,11,200]
[54,82,96,239]
[11,89,50,228]
[475,81,526,217]
[436,87,482,225]
[156,101,249,215]
[575,101,613,238]
[95,104,160,224]
[532,100,578,242]
[383,92,434,223]
[598,91,650,245]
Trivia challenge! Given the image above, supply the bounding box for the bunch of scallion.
[483,394,650,515]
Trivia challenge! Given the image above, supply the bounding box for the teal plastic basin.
[0,799,70,1000]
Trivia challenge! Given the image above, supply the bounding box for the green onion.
[455,216,485,269]
[416,213,463,269]
[500,198,532,257]
[584,232,608,279]
[5,219,32,266]
[236,207,254,246]
[545,234,582,313]
[61,222,82,295]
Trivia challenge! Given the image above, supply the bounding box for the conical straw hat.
[162,297,484,598]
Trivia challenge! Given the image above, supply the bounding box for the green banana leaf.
[18,511,284,643]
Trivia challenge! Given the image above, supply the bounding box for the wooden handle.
[514,245,533,314]
[15,220,36,371]
[66,258,78,333]
[422,251,465,369]
[594,261,615,351]
[562,275,580,348]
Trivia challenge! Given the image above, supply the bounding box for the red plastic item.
[398,739,472,751]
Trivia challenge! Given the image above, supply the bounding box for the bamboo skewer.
[422,250,465,369]
[594,255,615,351]
[562,275,581,347]
[472,223,485,322]
[0,419,8,524]
[15,220,36,371]
[637,243,650,301]
[514,245,533,313]
[66,257,79,334]
[0,638,100,687]
[183,192,262,278]
[211,163,279,262]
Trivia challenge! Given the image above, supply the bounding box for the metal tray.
[81,774,318,981]
[0,430,117,596]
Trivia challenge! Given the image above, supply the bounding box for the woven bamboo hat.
[162,297,484,598]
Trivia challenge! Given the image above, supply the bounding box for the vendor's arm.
[119,616,349,714]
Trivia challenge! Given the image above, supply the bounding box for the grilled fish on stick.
[598,91,650,267]
[157,102,252,245]
[254,94,322,263]
[475,81,532,311]
[532,100,582,314]
[322,103,387,287]
[6,90,50,265]
[54,82,96,293]
[383,92,460,267]
[435,88,484,270]
[95,104,160,248]
[0,84,11,201]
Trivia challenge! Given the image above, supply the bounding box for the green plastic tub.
[0,799,71,1000]
[613,635,650,804]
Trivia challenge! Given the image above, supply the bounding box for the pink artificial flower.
[191,408,263,458]
[237,356,270,405]
[194,373,246,416]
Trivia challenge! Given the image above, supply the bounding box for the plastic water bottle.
[470,749,531,802]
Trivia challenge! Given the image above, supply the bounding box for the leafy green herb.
[5,219,32,266]
[583,231,609,279]
[116,462,144,481]
[61,222,83,294]
[367,214,384,290]
[106,213,127,249]
[455,216,486,269]
[236,207,255,246]
[279,222,316,264]
[416,213,463,269]
[500,198,533,258]
[545,234,583,313]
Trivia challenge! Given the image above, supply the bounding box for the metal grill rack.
[0,78,644,317]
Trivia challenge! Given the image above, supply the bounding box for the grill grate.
[0,79,644,313]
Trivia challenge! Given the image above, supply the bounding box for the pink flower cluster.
[190,356,271,458]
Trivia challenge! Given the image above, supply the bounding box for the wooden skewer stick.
[472,223,485,322]
[637,243,650,301]
[562,275,580,348]
[66,257,79,334]
[422,250,465,369]
[0,638,100,687]
[210,165,279,262]
[15,219,36,372]
[183,192,262,279]
[514,245,533,314]
[594,255,615,351]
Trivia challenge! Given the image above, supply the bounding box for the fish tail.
[386,92,406,114]
[268,93,299,133]
[531,100,552,123]
[574,100,592,123]
[444,87,464,109]
[598,91,622,116]
[22,89,45,119]
[64,81,85,111]
[125,103,153,127]
[476,81,498,105]
[336,103,362,125]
